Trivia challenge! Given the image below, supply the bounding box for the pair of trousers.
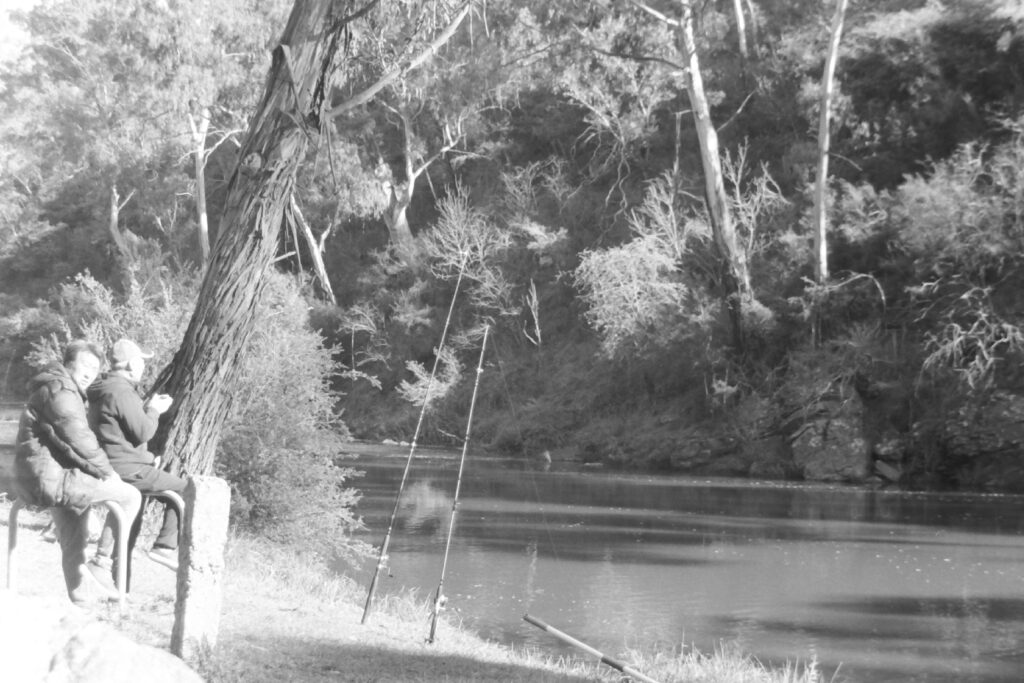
[96,465,187,561]
[51,474,141,600]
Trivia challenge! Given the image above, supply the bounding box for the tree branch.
[583,42,686,72]
[716,89,756,133]
[628,0,682,28]
[329,1,473,118]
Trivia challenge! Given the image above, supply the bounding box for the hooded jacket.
[14,363,114,509]
[87,372,160,472]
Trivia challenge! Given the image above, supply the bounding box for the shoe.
[86,558,118,597]
[147,547,179,572]
[72,562,119,605]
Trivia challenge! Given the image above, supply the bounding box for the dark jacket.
[14,363,114,509]
[87,373,159,472]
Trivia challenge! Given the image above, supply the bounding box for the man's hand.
[103,471,122,482]
[147,393,174,415]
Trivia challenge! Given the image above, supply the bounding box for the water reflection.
[346,451,1024,682]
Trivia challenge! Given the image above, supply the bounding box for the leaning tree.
[151,0,352,475]
[152,0,476,475]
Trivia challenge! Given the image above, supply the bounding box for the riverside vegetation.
[1,0,1023,679]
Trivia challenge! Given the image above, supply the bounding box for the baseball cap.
[111,338,154,367]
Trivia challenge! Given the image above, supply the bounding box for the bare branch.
[716,89,756,133]
[582,40,686,72]
[329,1,473,118]
[628,0,682,28]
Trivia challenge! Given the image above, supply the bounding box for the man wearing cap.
[87,338,184,584]
[14,339,142,605]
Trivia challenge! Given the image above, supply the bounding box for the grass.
[2,501,830,682]
[201,534,831,683]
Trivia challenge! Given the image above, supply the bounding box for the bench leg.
[6,499,23,591]
[101,500,128,614]
[6,499,128,613]
[147,490,185,540]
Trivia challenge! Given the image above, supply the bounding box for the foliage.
[0,0,285,281]
[7,267,196,389]
[421,187,517,318]
[574,173,715,359]
[917,284,1024,393]
[4,0,1024,491]
[3,267,363,557]
[396,346,463,411]
[213,273,360,557]
[894,143,1016,279]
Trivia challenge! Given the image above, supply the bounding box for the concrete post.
[171,475,230,663]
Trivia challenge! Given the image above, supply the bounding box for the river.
[343,446,1024,682]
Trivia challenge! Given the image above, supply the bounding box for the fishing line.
[361,255,467,625]
[428,324,489,644]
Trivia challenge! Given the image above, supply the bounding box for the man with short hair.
[88,338,185,584]
[14,339,142,605]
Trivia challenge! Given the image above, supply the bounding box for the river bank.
[1,499,829,682]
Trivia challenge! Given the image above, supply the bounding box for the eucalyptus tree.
[325,0,538,262]
[811,0,849,285]
[153,0,486,475]
[550,0,751,348]
[0,0,283,277]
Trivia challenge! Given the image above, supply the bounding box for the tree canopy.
[3,0,1024,492]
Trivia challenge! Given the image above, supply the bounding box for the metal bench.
[6,489,185,612]
[7,498,130,613]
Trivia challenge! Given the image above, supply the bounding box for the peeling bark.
[152,0,350,475]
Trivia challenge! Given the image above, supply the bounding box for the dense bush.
[0,268,364,560]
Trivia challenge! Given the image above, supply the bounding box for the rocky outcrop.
[791,393,871,482]
[930,390,1024,491]
[0,591,202,682]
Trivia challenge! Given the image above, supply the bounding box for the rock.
[873,459,902,483]
[936,390,1024,491]
[0,591,202,682]
[745,436,800,480]
[872,431,905,462]
[791,395,870,482]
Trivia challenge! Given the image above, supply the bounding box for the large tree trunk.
[812,0,849,285]
[152,0,349,476]
[679,0,749,348]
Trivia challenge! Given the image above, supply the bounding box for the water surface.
[346,448,1024,682]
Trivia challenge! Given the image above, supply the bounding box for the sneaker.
[85,558,119,597]
[147,547,179,572]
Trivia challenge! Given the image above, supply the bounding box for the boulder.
[940,390,1024,491]
[0,591,202,683]
[745,436,800,480]
[791,394,871,482]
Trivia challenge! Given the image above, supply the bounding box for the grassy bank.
[2,501,827,682]
[207,536,829,683]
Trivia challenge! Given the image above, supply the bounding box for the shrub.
[574,173,716,359]
[212,272,364,561]
[4,268,364,560]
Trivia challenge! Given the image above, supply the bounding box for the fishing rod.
[361,260,467,625]
[522,614,663,683]
[428,324,489,644]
